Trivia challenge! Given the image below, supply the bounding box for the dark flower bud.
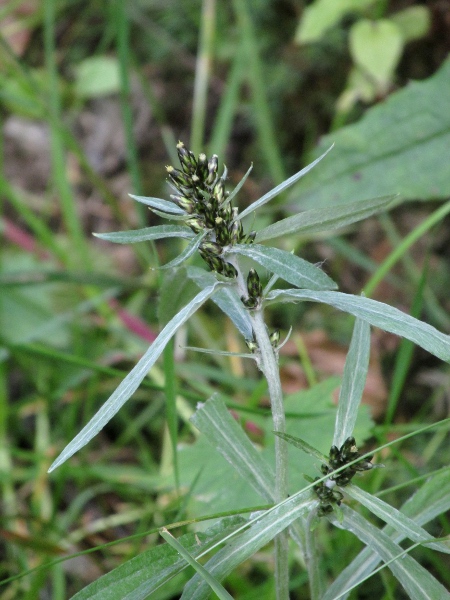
[229,214,244,244]
[247,268,262,299]
[245,338,258,352]
[166,165,191,188]
[241,296,258,309]
[186,216,205,233]
[245,230,256,244]
[177,141,197,173]
[197,153,208,181]
[222,261,238,278]
[206,155,219,185]
[213,179,225,204]
[171,195,196,213]
[200,241,222,256]
[269,330,280,347]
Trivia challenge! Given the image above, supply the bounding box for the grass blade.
[160,528,235,600]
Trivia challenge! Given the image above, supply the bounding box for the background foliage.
[1,0,449,598]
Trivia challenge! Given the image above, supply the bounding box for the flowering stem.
[251,309,289,600]
[228,254,289,600]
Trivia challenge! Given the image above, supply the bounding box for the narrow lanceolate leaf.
[94,225,194,244]
[329,506,450,600]
[237,145,334,221]
[69,517,245,600]
[181,493,316,599]
[323,468,450,600]
[159,231,208,270]
[273,431,328,463]
[346,485,450,555]
[255,195,396,242]
[266,290,450,362]
[160,529,235,600]
[129,194,186,215]
[231,244,337,291]
[223,163,253,207]
[186,266,253,339]
[191,395,275,502]
[333,318,371,448]
[48,283,220,472]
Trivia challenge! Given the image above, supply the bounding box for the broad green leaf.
[295,0,376,44]
[237,146,333,221]
[349,19,403,91]
[181,492,315,599]
[266,289,450,362]
[69,516,245,600]
[391,6,431,43]
[48,283,221,472]
[289,58,450,208]
[129,194,186,215]
[272,431,328,463]
[93,225,194,244]
[255,195,395,242]
[333,318,370,448]
[159,231,208,270]
[346,485,450,554]
[191,395,275,502]
[160,529,235,600]
[330,506,450,600]
[231,244,337,291]
[324,468,450,600]
[186,266,253,339]
[74,56,120,98]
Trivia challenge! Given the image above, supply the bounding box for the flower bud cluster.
[241,269,263,309]
[165,142,255,278]
[312,437,374,517]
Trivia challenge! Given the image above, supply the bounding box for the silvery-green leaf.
[255,195,396,242]
[48,283,220,472]
[93,225,194,244]
[237,145,334,221]
[223,163,253,207]
[333,318,370,448]
[346,485,450,554]
[129,194,186,215]
[266,289,450,362]
[231,244,337,291]
[329,506,450,600]
[69,516,245,600]
[186,266,253,339]
[159,231,208,270]
[324,467,450,599]
[191,395,274,502]
[160,529,235,600]
[181,492,315,599]
[324,468,450,600]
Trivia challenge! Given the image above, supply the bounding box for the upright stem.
[251,310,289,600]
[229,254,289,599]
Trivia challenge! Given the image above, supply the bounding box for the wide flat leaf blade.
[129,194,186,215]
[329,506,450,600]
[333,318,371,448]
[69,517,245,600]
[94,225,194,244]
[181,492,315,599]
[266,289,450,362]
[255,195,396,242]
[237,145,334,221]
[48,283,220,472]
[231,244,337,291]
[288,58,450,208]
[191,395,275,502]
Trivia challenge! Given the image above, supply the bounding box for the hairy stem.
[228,254,289,599]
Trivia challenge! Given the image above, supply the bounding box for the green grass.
[1,1,449,598]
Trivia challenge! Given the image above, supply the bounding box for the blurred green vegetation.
[1,0,449,598]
